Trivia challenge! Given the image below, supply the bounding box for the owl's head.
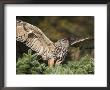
[60,38,69,45]
[55,38,70,49]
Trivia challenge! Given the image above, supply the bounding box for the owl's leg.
[55,60,63,65]
[48,58,55,67]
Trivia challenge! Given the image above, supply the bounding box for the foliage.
[16,49,46,74]
[16,49,94,74]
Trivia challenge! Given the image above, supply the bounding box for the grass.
[16,49,94,74]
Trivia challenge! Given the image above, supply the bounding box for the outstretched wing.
[71,37,94,46]
[16,20,55,60]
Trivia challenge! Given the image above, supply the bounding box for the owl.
[16,20,92,67]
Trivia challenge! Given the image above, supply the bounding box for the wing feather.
[71,37,94,46]
[16,20,55,60]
